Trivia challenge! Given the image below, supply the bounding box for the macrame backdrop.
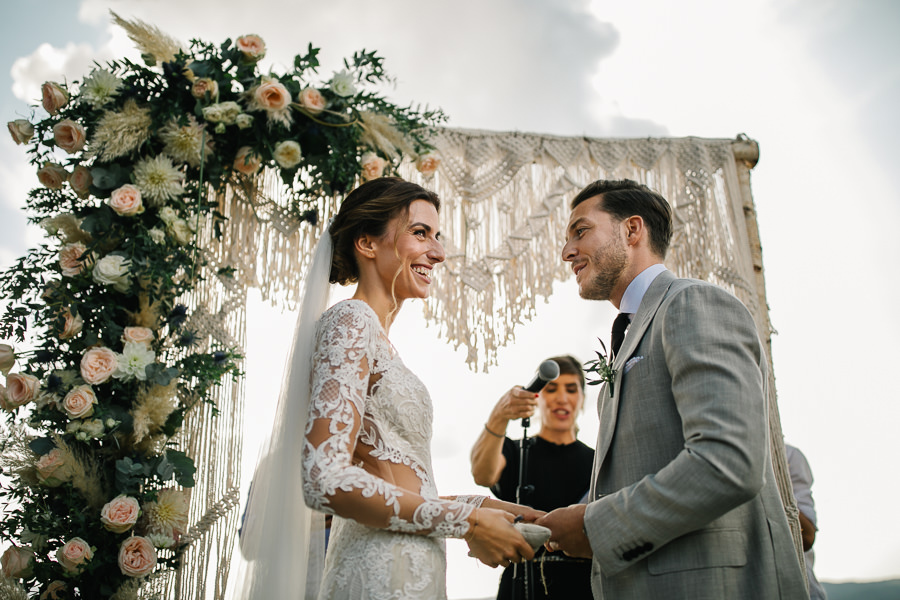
[169,129,803,599]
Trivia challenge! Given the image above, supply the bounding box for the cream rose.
[1,545,33,578]
[40,581,66,600]
[36,448,72,487]
[235,113,253,129]
[158,206,178,225]
[59,308,83,340]
[191,77,219,100]
[169,218,194,245]
[273,140,303,169]
[80,346,118,385]
[7,119,34,145]
[148,228,166,244]
[38,162,69,190]
[101,495,141,533]
[233,146,261,175]
[59,242,90,277]
[56,537,93,573]
[298,87,326,115]
[415,153,441,176]
[118,536,157,577]
[61,384,97,419]
[0,343,15,376]
[253,79,291,112]
[92,254,132,292]
[68,165,93,198]
[109,184,145,217]
[330,69,357,98]
[360,152,387,181]
[236,34,266,61]
[123,327,154,346]
[202,101,242,125]
[41,82,69,115]
[52,119,86,154]
[5,372,39,408]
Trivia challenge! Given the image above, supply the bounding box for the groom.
[536,180,807,599]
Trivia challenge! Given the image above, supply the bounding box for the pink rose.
[62,384,97,419]
[109,184,145,217]
[5,372,39,408]
[59,242,90,277]
[38,162,69,190]
[1,545,33,578]
[298,87,326,115]
[360,152,387,181]
[253,79,291,112]
[40,581,66,600]
[68,165,93,198]
[53,119,86,154]
[36,448,72,487]
[59,308,83,340]
[122,326,154,346]
[236,34,266,61]
[0,384,9,412]
[233,146,261,175]
[415,153,441,176]
[191,77,219,100]
[0,343,15,376]
[80,346,118,385]
[101,495,141,533]
[42,82,69,115]
[56,537,93,573]
[118,536,157,577]
[8,119,34,144]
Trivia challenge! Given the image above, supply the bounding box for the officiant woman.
[470,355,594,600]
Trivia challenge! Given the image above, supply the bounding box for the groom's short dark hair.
[571,179,673,258]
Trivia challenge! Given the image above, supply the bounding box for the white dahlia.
[133,155,184,205]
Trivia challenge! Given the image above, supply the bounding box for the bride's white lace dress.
[302,299,481,600]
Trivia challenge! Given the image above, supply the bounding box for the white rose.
[273,140,303,169]
[169,218,194,245]
[8,119,34,145]
[92,255,131,293]
[330,70,357,98]
[148,228,166,244]
[202,101,241,125]
[235,114,253,129]
[158,206,178,225]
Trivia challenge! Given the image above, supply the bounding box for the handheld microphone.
[521,360,559,428]
[523,360,560,393]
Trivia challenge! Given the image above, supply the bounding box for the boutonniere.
[584,339,618,396]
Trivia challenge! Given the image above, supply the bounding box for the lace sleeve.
[301,302,474,538]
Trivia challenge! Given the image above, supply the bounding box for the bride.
[240,177,538,599]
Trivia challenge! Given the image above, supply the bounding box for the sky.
[1,1,899,598]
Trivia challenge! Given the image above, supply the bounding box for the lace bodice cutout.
[302,300,474,537]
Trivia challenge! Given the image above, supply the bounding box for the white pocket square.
[624,356,644,373]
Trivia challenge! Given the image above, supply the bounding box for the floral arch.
[0,15,801,600]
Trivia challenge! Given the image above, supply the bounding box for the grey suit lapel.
[592,270,677,491]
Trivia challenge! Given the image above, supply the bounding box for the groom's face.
[562,196,627,301]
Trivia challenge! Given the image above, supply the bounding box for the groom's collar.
[619,263,667,315]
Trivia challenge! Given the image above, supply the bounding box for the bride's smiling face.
[370,199,445,301]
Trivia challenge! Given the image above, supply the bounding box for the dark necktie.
[610,312,631,358]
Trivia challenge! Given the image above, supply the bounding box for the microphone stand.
[514,414,535,600]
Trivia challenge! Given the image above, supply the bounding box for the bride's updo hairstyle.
[328,177,440,285]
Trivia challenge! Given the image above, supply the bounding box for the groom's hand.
[465,508,534,568]
[536,504,593,558]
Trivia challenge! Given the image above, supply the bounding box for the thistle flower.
[80,68,122,108]
[159,116,211,167]
[133,154,184,205]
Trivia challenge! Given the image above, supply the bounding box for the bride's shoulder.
[318,299,378,330]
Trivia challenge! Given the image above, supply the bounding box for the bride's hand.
[479,498,545,523]
[464,507,534,568]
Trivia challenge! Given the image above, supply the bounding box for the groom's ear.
[623,216,645,247]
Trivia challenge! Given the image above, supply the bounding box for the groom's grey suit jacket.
[583,270,807,599]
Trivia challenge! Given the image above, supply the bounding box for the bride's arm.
[301,305,471,537]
